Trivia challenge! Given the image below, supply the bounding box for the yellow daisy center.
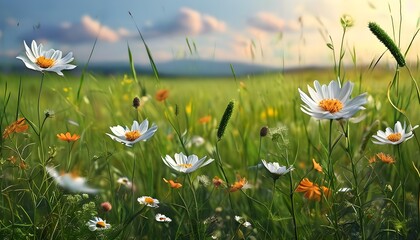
[319,99,343,113]
[96,221,106,228]
[145,197,154,204]
[125,130,141,141]
[387,133,402,142]
[36,56,55,68]
[178,163,193,168]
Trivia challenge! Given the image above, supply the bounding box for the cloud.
[142,7,226,38]
[247,12,299,33]
[20,15,124,44]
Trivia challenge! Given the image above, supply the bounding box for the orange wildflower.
[376,152,395,164]
[296,178,329,201]
[368,155,376,164]
[2,118,29,138]
[155,89,169,102]
[57,132,80,142]
[229,175,247,192]
[312,159,323,173]
[212,176,224,188]
[163,178,182,189]
[198,115,211,124]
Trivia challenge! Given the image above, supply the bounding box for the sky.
[1,0,419,69]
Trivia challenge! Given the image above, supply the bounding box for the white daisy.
[137,196,159,208]
[117,177,133,188]
[298,80,367,120]
[261,159,294,179]
[234,216,252,228]
[162,152,214,174]
[86,217,111,231]
[46,166,98,194]
[155,213,172,223]
[16,40,76,76]
[106,119,157,147]
[372,121,418,145]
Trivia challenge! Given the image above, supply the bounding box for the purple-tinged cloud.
[142,7,226,38]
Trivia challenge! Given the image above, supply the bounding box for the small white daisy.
[261,159,294,180]
[117,177,133,188]
[234,215,252,228]
[372,121,418,145]
[86,217,111,231]
[162,152,214,174]
[298,80,367,120]
[46,166,98,194]
[106,119,157,147]
[155,213,172,223]
[16,40,76,76]
[138,196,159,208]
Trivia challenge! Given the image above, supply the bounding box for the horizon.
[1,0,420,73]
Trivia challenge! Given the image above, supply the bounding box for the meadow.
[1,13,420,240]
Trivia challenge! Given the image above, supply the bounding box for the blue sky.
[1,0,419,68]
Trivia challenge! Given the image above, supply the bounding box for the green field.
[1,65,419,239]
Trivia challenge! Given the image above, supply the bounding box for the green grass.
[1,66,419,239]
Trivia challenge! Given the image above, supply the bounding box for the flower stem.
[327,120,339,238]
[264,179,276,240]
[341,121,365,239]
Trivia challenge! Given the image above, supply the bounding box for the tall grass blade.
[129,11,160,82]
[76,33,98,101]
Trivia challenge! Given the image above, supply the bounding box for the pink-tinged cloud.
[20,15,122,44]
[247,12,298,32]
[142,7,226,38]
[81,15,119,42]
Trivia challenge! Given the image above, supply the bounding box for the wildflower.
[213,176,224,188]
[106,119,157,147]
[261,159,293,180]
[340,14,354,28]
[185,101,192,115]
[100,202,112,212]
[230,175,247,192]
[186,135,205,148]
[46,166,98,194]
[57,132,80,142]
[199,115,211,124]
[234,216,252,228]
[132,97,141,109]
[7,156,17,164]
[155,213,172,223]
[19,160,28,170]
[162,152,214,174]
[138,196,159,208]
[298,80,367,120]
[260,107,278,120]
[155,89,169,102]
[312,159,323,173]
[117,177,133,188]
[260,126,269,137]
[376,152,396,164]
[16,40,76,76]
[86,217,111,231]
[2,117,29,139]
[372,121,418,145]
[368,155,376,164]
[296,178,329,201]
[163,178,182,189]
